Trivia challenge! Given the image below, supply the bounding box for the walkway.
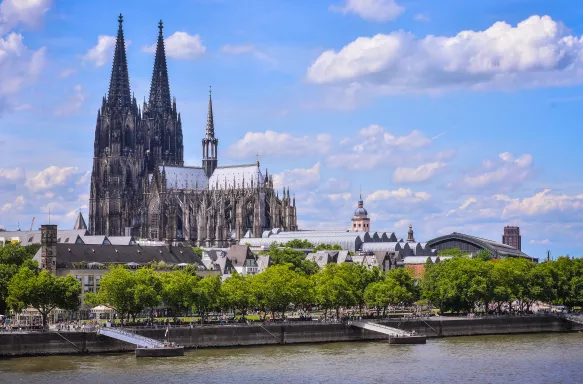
[98,327,165,348]
[348,321,413,337]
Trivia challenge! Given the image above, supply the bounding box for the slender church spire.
[107,14,132,108]
[148,20,172,112]
[206,86,215,138]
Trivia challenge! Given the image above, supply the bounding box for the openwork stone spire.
[148,20,172,112]
[206,86,215,138]
[107,14,132,108]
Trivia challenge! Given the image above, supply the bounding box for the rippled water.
[1,333,581,384]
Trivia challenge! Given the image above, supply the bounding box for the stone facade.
[89,16,297,246]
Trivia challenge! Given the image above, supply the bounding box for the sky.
[1,0,583,259]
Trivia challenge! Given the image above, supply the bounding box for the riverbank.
[1,315,581,357]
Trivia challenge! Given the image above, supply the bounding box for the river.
[1,333,580,384]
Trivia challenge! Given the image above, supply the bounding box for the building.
[351,194,370,231]
[89,15,297,246]
[502,226,521,251]
[404,256,453,279]
[427,232,537,262]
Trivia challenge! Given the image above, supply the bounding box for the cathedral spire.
[148,20,172,112]
[107,14,132,108]
[206,87,215,139]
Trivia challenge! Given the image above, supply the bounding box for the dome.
[354,207,368,216]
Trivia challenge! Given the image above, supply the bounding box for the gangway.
[97,327,164,348]
[348,321,426,344]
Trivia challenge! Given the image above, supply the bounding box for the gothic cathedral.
[89,15,297,246]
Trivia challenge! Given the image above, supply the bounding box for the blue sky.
[1,0,583,259]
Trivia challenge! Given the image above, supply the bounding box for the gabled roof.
[73,212,87,230]
[226,245,255,266]
[158,165,208,190]
[209,164,264,190]
[33,243,203,268]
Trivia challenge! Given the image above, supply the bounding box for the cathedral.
[89,15,297,246]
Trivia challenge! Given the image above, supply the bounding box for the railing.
[98,327,165,348]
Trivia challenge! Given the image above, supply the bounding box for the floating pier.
[348,321,426,344]
[97,327,184,357]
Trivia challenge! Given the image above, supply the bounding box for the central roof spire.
[148,19,172,112]
[107,14,132,107]
[206,86,215,138]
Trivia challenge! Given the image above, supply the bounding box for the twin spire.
[107,14,132,107]
[108,14,172,112]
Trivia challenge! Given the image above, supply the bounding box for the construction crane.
[29,217,35,232]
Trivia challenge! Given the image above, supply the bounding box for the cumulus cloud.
[366,188,431,203]
[464,152,533,189]
[25,166,83,193]
[496,189,583,218]
[229,130,333,158]
[393,161,445,183]
[54,84,86,116]
[81,35,116,67]
[143,31,206,59]
[530,239,550,245]
[327,124,430,170]
[307,15,583,93]
[330,0,404,22]
[0,195,25,212]
[272,163,321,189]
[446,197,477,216]
[220,44,276,64]
[0,0,52,35]
[0,32,46,113]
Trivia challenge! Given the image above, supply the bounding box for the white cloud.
[25,166,83,192]
[446,197,477,216]
[413,13,430,22]
[307,15,583,93]
[0,167,25,182]
[143,31,206,60]
[0,195,25,212]
[229,130,332,158]
[0,32,46,113]
[220,44,276,64]
[54,84,86,116]
[496,189,583,218]
[59,68,77,78]
[0,0,52,34]
[330,0,404,22]
[393,161,445,183]
[366,188,431,203]
[530,239,550,245]
[272,163,321,189]
[464,152,533,189]
[328,125,430,170]
[81,35,116,67]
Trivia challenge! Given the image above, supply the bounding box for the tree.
[195,275,222,323]
[268,247,319,275]
[134,268,162,321]
[161,270,198,317]
[313,264,354,319]
[365,269,417,316]
[475,250,492,261]
[7,266,81,328]
[253,265,312,319]
[220,272,254,321]
[313,244,342,252]
[85,265,137,323]
[0,244,39,314]
[336,263,382,315]
[282,239,314,249]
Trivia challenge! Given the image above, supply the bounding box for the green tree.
[475,250,492,261]
[85,265,137,323]
[313,264,354,319]
[268,247,319,275]
[283,239,314,249]
[134,268,163,320]
[161,269,198,317]
[7,266,81,328]
[195,275,222,323]
[0,244,39,314]
[253,265,312,319]
[313,244,342,252]
[220,272,254,321]
[336,263,382,315]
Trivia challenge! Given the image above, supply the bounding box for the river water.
[1,333,581,384]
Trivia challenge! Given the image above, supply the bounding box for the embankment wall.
[0,316,579,357]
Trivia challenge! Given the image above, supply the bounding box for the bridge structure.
[97,327,165,348]
[348,321,426,344]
